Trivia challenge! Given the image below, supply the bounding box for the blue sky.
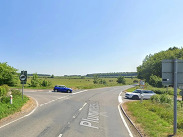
[1,0,183,76]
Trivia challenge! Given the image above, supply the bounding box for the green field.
[15,77,139,89]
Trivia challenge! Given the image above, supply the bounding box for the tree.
[137,47,181,83]
[51,74,54,78]
[0,62,18,86]
[117,76,126,84]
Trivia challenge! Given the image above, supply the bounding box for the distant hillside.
[86,72,137,78]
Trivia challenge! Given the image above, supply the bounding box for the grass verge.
[125,100,183,137]
[0,95,29,120]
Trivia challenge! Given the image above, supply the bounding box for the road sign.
[140,80,145,86]
[162,60,183,86]
[20,71,27,100]
[20,74,26,81]
[20,71,27,84]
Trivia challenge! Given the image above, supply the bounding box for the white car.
[125,89,156,100]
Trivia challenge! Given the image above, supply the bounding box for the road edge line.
[118,91,143,137]
[118,105,133,137]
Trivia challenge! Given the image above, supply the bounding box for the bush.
[0,85,9,97]
[99,79,107,85]
[133,80,139,83]
[11,89,21,96]
[117,76,126,84]
[160,94,172,104]
[178,119,183,129]
[30,73,41,87]
[151,94,172,104]
[151,94,160,103]
[149,75,162,87]
[41,79,51,87]
[148,87,174,95]
[93,79,98,84]
[1,96,10,103]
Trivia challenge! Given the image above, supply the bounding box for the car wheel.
[55,89,58,92]
[132,95,139,100]
[67,90,71,93]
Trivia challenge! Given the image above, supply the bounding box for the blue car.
[53,85,72,93]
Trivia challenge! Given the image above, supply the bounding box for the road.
[0,85,135,137]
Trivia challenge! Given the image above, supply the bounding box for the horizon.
[24,71,138,77]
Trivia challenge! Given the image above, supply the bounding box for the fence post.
[10,95,13,104]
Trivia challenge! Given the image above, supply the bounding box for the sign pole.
[20,70,27,101]
[22,83,24,100]
[173,59,177,135]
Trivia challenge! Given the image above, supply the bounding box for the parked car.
[53,85,72,93]
[125,89,156,100]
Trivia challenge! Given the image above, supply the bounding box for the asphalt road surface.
[0,85,135,137]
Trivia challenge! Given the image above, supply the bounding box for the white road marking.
[82,118,99,123]
[39,95,70,107]
[80,121,99,129]
[39,90,88,107]
[72,90,88,95]
[72,103,87,119]
[80,102,100,129]
[79,103,87,111]
[58,134,63,137]
[118,92,133,137]
[0,96,39,129]
[118,95,123,103]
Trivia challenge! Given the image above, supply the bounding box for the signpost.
[19,71,27,100]
[139,80,145,103]
[162,59,183,135]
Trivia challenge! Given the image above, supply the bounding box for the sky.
[1,0,183,76]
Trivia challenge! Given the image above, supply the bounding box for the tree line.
[86,72,137,78]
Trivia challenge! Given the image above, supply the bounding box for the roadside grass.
[13,77,139,90]
[126,100,183,137]
[126,86,140,92]
[0,95,29,120]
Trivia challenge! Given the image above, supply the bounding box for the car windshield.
[133,90,141,93]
